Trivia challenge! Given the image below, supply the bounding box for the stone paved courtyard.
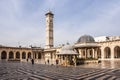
[0,61,120,80]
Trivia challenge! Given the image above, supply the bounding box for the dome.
[77,35,95,43]
[57,45,78,55]
[61,45,74,50]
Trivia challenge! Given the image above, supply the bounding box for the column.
[14,52,16,59]
[20,52,22,60]
[36,52,38,59]
[78,49,81,58]
[92,48,95,58]
[26,52,27,59]
[31,52,34,59]
[7,51,9,60]
[85,48,87,59]
[87,49,89,58]
[111,47,114,60]
[101,47,104,60]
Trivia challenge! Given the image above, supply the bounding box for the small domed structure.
[77,35,95,43]
[57,45,78,55]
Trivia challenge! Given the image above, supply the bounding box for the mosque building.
[0,11,120,66]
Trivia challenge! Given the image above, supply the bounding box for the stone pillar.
[85,49,87,59]
[20,52,22,60]
[111,47,114,60]
[95,49,98,59]
[31,52,34,59]
[14,52,16,59]
[26,52,27,59]
[36,52,38,59]
[92,48,95,58]
[6,51,9,60]
[33,52,35,59]
[78,49,81,58]
[87,49,89,58]
[101,47,104,60]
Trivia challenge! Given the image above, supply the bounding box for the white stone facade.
[0,11,120,65]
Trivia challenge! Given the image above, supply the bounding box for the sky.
[0,0,120,47]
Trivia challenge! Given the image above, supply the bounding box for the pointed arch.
[9,51,14,59]
[1,51,7,59]
[28,52,31,59]
[22,52,26,59]
[38,52,42,59]
[104,47,111,58]
[16,52,20,59]
[97,49,101,58]
[114,46,120,58]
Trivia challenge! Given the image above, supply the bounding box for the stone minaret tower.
[45,11,54,48]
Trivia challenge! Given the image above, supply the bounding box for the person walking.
[56,59,59,65]
[31,59,34,65]
[47,59,49,65]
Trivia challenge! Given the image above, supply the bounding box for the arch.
[97,49,101,58]
[28,52,31,59]
[38,52,42,59]
[22,52,26,59]
[89,49,93,58]
[104,47,111,58]
[114,46,120,58]
[9,51,14,59]
[34,53,37,59]
[16,52,20,59]
[1,51,7,59]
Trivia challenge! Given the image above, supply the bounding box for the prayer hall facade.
[0,11,120,65]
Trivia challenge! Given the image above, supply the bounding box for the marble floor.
[0,61,120,80]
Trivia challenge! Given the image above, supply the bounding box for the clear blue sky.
[0,0,120,47]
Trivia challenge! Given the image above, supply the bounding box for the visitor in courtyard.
[31,59,34,65]
[27,59,28,62]
[56,59,59,65]
[47,59,49,65]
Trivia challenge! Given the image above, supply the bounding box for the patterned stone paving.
[0,61,120,80]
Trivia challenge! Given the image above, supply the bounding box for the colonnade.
[101,46,120,60]
[0,50,32,61]
[78,48,101,59]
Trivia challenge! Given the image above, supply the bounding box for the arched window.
[38,53,41,59]
[16,52,20,59]
[34,53,36,59]
[104,47,111,58]
[28,52,31,59]
[22,52,26,59]
[89,49,92,58]
[9,51,14,59]
[1,51,7,59]
[114,46,120,58]
[97,49,101,58]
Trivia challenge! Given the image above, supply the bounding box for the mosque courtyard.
[0,61,120,80]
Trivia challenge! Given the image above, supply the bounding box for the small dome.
[77,35,95,43]
[57,45,78,55]
[61,45,74,50]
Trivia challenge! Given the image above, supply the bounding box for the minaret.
[45,11,54,48]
